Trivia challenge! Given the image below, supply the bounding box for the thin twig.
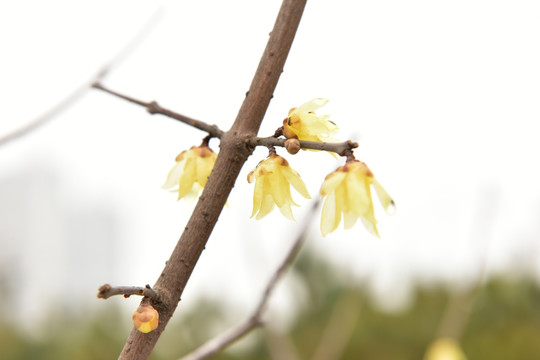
[310,292,362,360]
[0,8,164,147]
[179,199,320,360]
[91,82,224,138]
[97,284,160,302]
[251,136,358,156]
[433,190,500,341]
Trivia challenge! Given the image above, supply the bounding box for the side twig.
[179,199,320,360]
[0,9,163,147]
[97,284,160,302]
[251,136,358,156]
[91,82,224,138]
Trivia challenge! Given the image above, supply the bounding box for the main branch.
[117,1,307,358]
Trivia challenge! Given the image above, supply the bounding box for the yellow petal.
[320,171,346,196]
[299,113,338,136]
[360,215,380,237]
[278,203,295,221]
[295,98,329,113]
[251,175,264,218]
[195,155,214,187]
[346,173,372,216]
[247,169,256,184]
[270,172,288,208]
[162,161,184,190]
[343,211,359,229]
[334,180,347,213]
[256,193,275,220]
[372,179,395,215]
[255,176,275,219]
[282,166,311,199]
[178,157,196,199]
[321,191,341,236]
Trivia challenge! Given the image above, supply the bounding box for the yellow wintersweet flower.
[283,98,339,142]
[248,154,311,220]
[132,304,159,333]
[162,145,217,200]
[320,160,394,237]
[424,338,467,360]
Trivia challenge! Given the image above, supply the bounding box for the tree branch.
[0,9,163,147]
[91,82,357,155]
[91,82,224,138]
[117,1,308,358]
[97,284,160,302]
[179,200,319,360]
[250,136,358,156]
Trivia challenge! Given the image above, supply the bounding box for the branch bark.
[118,1,308,358]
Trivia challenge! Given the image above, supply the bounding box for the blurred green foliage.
[1,253,540,359]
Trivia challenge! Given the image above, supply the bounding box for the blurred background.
[1,0,539,358]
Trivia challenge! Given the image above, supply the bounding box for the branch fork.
[92,81,358,156]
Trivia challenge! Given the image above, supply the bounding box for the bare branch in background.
[179,200,320,360]
[310,292,362,360]
[432,190,500,341]
[0,8,163,147]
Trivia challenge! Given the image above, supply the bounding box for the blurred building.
[0,163,119,331]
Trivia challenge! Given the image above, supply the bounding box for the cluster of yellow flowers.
[163,99,394,237]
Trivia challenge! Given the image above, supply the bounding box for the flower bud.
[284,138,301,154]
[132,304,159,333]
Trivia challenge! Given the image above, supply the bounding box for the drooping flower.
[283,98,339,142]
[424,338,467,360]
[248,154,311,220]
[320,160,394,237]
[162,145,217,200]
[132,304,159,333]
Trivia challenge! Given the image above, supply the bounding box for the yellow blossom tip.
[283,99,339,143]
[132,305,159,333]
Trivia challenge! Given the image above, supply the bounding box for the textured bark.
[118,1,307,359]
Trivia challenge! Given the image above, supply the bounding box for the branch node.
[146,101,160,114]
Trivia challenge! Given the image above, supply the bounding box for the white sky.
[1,0,540,327]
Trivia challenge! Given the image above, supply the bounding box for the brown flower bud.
[284,138,301,155]
[132,304,159,333]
